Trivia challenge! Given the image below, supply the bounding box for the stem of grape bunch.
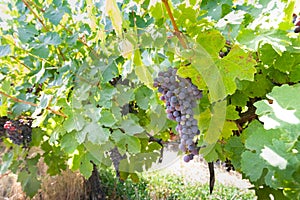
[159,0,216,194]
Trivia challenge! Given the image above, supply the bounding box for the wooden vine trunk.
[84,163,105,200]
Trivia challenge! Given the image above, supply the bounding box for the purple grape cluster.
[3,119,32,147]
[153,68,202,162]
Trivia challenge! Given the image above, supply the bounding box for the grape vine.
[0,0,300,199]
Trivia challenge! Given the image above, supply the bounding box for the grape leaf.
[61,131,79,153]
[134,50,153,88]
[84,123,110,144]
[195,30,225,57]
[237,29,291,55]
[99,84,117,108]
[63,113,85,132]
[221,121,238,139]
[31,45,50,59]
[0,152,13,174]
[105,0,122,37]
[120,118,144,135]
[40,32,62,46]
[134,85,153,110]
[115,85,135,106]
[0,45,11,57]
[99,109,117,127]
[112,129,141,154]
[226,105,239,120]
[273,52,295,73]
[44,6,65,26]
[17,156,41,198]
[241,151,266,181]
[254,84,300,130]
[224,136,245,170]
[290,64,300,82]
[215,45,257,95]
[79,153,93,179]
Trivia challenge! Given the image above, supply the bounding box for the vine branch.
[0,91,67,118]
[162,0,188,49]
[21,0,48,31]
[146,132,164,163]
[10,56,30,70]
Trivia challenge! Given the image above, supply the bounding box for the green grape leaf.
[0,45,11,57]
[254,84,300,130]
[99,109,117,127]
[196,30,225,57]
[79,153,93,179]
[84,141,113,164]
[105,0,122,37]
[17,25,38,43]
[177,64,207,90]
[241,151,266,181]
[134,50,153,88]
[44,6,65,25]
[120,118,144,135]
[0,152,13,174]
[147,27,167,48]
[224,136,245,170]
[290,64,300,82]
[230,90,249,107]
[99,84,117,108]
[31,45,50,59]
[149,2,166,20]
[17,156,41,198]
[273,52,295,73]
[61,131,79,153]
[40,32,62,46]
[259,44,278,66]
[238,73,273,98]
[221,121,238,139]
[112,129,141,154]
[146,104,167,134]
[115,85,135,106]
[226,105,239,120]
[134,85,153,110]
[237,29,291,55]
[84,123,110,144]
[216,45,257,95]
[256,186,289,200]
[63,113,85,132]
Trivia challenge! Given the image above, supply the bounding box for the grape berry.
[154,68,202,162]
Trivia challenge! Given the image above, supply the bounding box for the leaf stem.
[162,0,188,49]
[0,91,66,118]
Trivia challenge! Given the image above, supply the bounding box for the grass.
[99,169,256,200]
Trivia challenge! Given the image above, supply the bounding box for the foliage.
[0,0,299,199]
[99,168,256,200]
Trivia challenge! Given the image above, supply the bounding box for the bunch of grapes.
[293,13,300,33]
[224,158,235,172]
[3,119,32,147]
[219,40,231,58]
[153,68,202,162]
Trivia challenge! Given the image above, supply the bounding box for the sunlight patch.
[266,96,300,124]
[260,146,287,170]
[260,115,280,129]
